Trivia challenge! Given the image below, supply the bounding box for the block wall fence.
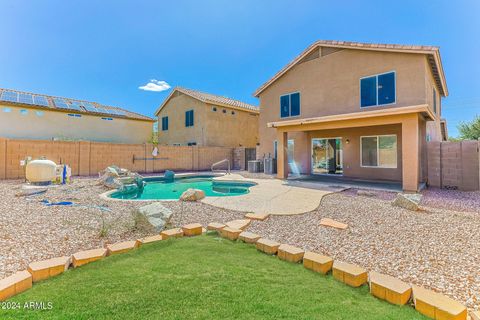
[427,140,480,191]
[0,138,242,179]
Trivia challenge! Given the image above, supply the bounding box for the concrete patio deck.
[202,174,332,215]
[287,175,402,192]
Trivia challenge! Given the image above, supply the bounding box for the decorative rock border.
[332,260,368,288]
[0,219,473,320]
[216,221,470,320]
[0,271,32,301]
[27,256,71,283]
[72,248,108,268]
[182,223,203,237]
[106,241,137,256]
[160,228,184,239]
[238,231,261,244]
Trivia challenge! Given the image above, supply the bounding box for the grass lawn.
[1,235,426,319]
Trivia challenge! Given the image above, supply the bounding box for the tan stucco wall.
[0,104,152,143]
[424,57,444,141]
[274,112,428,191]
[258,48,432,159]
[157,93,206,145]
[157,92,259,147]
[203,104,258,147]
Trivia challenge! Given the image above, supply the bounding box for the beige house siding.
[157,92,259,147]
[0,104,152,144]
[204,104,258,147]
[258,48,434,161]
[157,93,206,145]
[257,45,446,191]
[424,57,445,141]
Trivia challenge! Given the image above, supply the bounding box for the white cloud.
[138,79,171,92]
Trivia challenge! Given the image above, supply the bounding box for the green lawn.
[1,235,425,319]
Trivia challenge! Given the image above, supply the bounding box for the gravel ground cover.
[0,177,244,279]
[421,187,480,213]
[1,175,479,312]
[247,190,480,311]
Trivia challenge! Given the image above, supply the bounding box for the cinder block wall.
[0,138,234,179]
[427,140,480,191]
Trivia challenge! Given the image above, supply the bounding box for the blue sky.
[0,0,479,137]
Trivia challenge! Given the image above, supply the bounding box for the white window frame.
[360,134,397,168]
[279,92,301,118]
[359,71,396,108]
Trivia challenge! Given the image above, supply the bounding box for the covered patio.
[271,105,434,192]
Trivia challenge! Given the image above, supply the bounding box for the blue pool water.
[110,176,255,200]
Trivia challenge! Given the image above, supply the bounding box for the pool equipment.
[26,159,57,185]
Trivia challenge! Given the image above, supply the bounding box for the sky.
[0,0,479,137]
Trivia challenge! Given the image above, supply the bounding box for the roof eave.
[253,41,448,98]
[267,104,434,128]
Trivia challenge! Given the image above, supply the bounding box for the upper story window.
[162,116,169,131]
[360,71,396,107]
[280,92,300,118]
[433,88,437,114]
[185,110,194,127]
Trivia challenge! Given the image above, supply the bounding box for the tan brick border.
[0,221,472,320]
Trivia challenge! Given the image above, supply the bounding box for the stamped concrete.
[202,174,332,215]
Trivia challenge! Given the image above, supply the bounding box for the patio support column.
[401,115,420,192]
[277,130,289,179]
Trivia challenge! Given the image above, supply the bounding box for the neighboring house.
[0,88,154,143]
[254,40,448,191]
[155,87,259,147]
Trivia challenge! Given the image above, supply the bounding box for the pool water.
[110,176,255,200]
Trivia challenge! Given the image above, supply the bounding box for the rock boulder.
[392,193,422,211]
[180,188,206,201]
[137,202,173,231]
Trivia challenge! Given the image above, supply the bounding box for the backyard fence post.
[0,138,6,180]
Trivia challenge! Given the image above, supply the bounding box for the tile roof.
[155,87,259,115]
[254,40,448,97]
[0,88,154,121]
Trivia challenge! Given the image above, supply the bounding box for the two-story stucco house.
[254,40,448,192]
[155,87,259,147]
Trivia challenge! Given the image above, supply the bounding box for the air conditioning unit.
[263,158,277,174]
[248,160,263,173]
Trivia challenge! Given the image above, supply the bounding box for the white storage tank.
[26,159,57,185]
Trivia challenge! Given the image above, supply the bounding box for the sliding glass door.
[311,138,343,175]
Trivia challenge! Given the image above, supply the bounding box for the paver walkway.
[202,174,331,215]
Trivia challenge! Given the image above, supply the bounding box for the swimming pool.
[109,175,256,200]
